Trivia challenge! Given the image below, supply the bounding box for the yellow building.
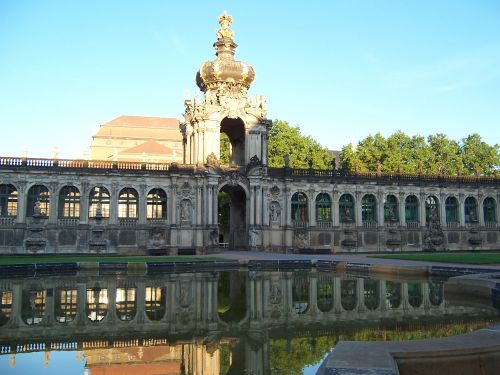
[90,115,183,163]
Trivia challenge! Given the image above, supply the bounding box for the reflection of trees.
[292,273,309,314]
[341,280,357,311]
[363,280,379,310]
[408,283,422,308]
[429,282,443,306]
[317,274,333,312]
[269,336,336,375]
[218,271,246,322]
[386,282,401,309]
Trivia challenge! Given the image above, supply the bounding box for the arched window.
[408,283,422,308]
[317,274,334,312]
[361,194,377,223]
[363,280,379,310]
[445,197,459,224]
[425,196,439,223]
[339,194,355,222]
[384,195,398,222]
[405,195,419,223]
[341,280,357,311]
[385,281,401,309]
[315,193,331,223]
[89,186,110,218]
[292,274,309,314]
[291,192,308,224]
[147,188,167,219]
[86,287,108,322]
[483,197,497,223]
[27,185,50,217]
[55,289,78,323]
[118,188,138,218]
[145,286,166,321]
[464,197,478,223]
[58,186,80,218]
[0,184,18,217]
[116,287,136,321]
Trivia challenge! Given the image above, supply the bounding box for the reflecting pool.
[0,268,498,374]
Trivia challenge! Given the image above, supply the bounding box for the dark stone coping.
[247,259,313,270]
[430,265,500,277]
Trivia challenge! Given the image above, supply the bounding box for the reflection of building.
[0,12,499,254]
[0,269,497,373]
[85,344,219,375]
[90,115,182,163]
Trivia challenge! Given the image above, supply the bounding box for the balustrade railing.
[485,221,497,229]
[119,218,138,226]
[362,221,377,229]
[317,221,332,229]
[0,217,15,226]
[446,221,460,229]
[406,221,419,229]
[58,218,79,226]
[292,220,308,228]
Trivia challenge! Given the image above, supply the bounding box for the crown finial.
[217,11,234,40]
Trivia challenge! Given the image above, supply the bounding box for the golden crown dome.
[196,12,255,93]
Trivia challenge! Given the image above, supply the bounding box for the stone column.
[309,190,316,227]
[399,193,406,227]
[419,192,427,227]
[212,185,218,225]
[378,192,385,227]
[262,186,269,226]
[135,282,146,322]
[79,183,89,225]
[249,185,255,226]
[138,184,146,224]
[380,280,387,311]
[256,186,262,226]
[357,278,365,312]
[109,183,118,225]
[478,195,485,226]
[355,192,362,227]
[459,194,466,226]
[170,181,177,225]
[439,193,447,227]
[49,183,59,224]
[197,186,203,225]
[16,181,27,224]
[333,191,340,227]
[333,277,342,313]
[207,184,213,225]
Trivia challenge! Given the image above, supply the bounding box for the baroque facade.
[0,12,499,255]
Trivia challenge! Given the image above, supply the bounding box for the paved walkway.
[216,250,500,270]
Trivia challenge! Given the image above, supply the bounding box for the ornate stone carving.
[221,171,247,187]
[293,229,309,249]
[206,152,220,167]
[180,199,192,225]
[269,201,281,224]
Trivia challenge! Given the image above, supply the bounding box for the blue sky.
[1,0,499,159]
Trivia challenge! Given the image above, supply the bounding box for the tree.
[219,119,333,169]
[267,120,333,169]
[460,134,500,175]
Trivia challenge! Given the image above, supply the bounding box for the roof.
[119,140,174,155]
[104,115,180,128]
[93,115,182,140]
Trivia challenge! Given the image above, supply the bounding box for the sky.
[1,0,500,159]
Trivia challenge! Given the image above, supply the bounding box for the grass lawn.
[372,252,500,265]
[0,255,225,265]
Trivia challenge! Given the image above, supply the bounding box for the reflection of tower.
[180,12,271,167]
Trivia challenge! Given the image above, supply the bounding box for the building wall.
[0,160,498,254]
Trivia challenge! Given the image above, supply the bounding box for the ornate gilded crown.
[196,12,255,93]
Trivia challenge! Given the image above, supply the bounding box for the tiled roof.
[119,140,174,155]
[104,115,180,128]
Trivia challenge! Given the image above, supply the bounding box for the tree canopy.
[339,132,499,176]
[219,121,499,175]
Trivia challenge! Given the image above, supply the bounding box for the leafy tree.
[220,132,231,165]
[427,133,462,175]
[460,134,500,175]
[267,120,333,168]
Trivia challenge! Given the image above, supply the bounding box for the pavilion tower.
[180,12,271,167]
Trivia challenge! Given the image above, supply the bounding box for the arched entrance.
[220,117,245,166]
[218,184,247,249]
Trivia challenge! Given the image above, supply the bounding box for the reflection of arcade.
[0,269,498,374]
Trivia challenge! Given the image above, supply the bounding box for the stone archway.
[219,183,247,249]
[220,117,245,166]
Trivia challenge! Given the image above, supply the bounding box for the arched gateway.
[0,12,498,255]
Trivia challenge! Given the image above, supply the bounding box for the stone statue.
[249,228,258,248]
[180,200,191,223]
[269,201,281,223]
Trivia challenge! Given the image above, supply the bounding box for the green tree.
[220,132,231,165]
[267,120,333,169]
[427,133,462,175]
[460,134,500,175]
